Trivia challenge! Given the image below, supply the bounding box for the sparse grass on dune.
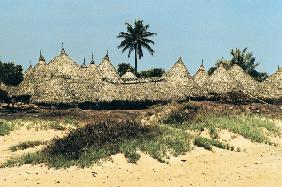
[1,121,191,168]
[164,107,280,144]
[194,136,236,151]
[9,140,48,152]
[0,118,80,133]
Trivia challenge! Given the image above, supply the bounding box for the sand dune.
[0,122,281,187]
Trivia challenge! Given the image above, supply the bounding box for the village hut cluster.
[1,46,282,106]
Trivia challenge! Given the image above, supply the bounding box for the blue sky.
[0,0,281,74]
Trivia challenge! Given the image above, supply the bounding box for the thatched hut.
[121,69,138,81]
[164,57,206,99]
[206,63,238,94]
[257,67,282,100]
[228,64,258,95]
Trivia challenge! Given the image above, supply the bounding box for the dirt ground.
[0,102,281,187]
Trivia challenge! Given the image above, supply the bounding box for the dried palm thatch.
[228,64,258,95]
[257,67,282,100]
[98,52,120,82]
[121,69,138,81]
[207,63,238,94]
[164,57,207,98]
[193,62,209,89]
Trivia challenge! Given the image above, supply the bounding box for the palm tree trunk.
[134,48,137,74]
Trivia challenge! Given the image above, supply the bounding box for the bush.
[0,61,23,86]
[0,89,10,103]
[0,121,14,136]
[163,103,199,124]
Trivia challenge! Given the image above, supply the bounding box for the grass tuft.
[0,121,14,136]
[9,140,48,152]
[194,137,228,151]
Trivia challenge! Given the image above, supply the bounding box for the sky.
[0,0,282,75]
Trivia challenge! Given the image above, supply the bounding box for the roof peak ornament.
[104,50,110,61]
[39,50,45,61]
[90,52,95,64]
[60,42,66,55]
[28,60,32,68]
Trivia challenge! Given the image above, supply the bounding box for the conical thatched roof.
[164,57,191,80]
[164,57,207,98]
[207,63,238,94]
[121,70,138,81]
[257,67,282,100]
[193,62,209,89]
[228,64,258,95]
[98,51,120,81]
[47,49,80,77]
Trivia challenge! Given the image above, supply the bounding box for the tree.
[117,20,157,74]
[139,68,165,78]
[117,63,134,76]
[208,48,268,82]
[230,48,268,82]
[0,60,23,86]
[208,58,231,75]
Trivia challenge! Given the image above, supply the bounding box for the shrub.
[0,121,14,136]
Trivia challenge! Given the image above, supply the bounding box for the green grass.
[166,111,280,144]
[0,121,15,136]
[194,136,232,151]
[0,118,77,132]
[9,140,48,152]
[1,121,191,168]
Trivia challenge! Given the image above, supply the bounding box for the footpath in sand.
[0,121,282,187]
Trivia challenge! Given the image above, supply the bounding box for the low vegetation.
[194,137,236,151]
[9,140,48,152]
[0,121,15,136]
[1,120,191,168]
[1,102,280,169]
[0,118,78,133]
[164,104,280,144]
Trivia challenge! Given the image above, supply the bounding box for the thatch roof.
[193,62,209,89]
[257,67,282,100]
[228,64,258,95]
[98,52,120,81]
[121,70,138,81]
[164,57,191,80]
[206,63,238,94]
[47,50,80,78]
[164,57,207,98]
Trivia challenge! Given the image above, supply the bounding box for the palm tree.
[117,20,157,74]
